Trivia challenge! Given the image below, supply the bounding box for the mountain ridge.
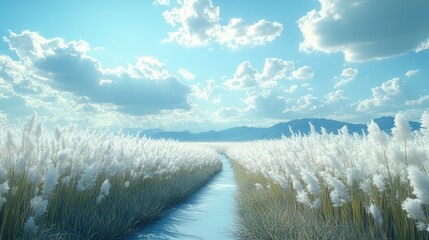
[122,116,421,142]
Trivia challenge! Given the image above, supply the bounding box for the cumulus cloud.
[191,79,215,99]
[224,58,303,90]
[285,85,298,93]
[298,0,429,62]
[154,0,170,6]
[224,61,258,90]
[290,94,319,111]
[334,68,358,88]
[406,96,429,106]
[290,66,314,80]
[259,58,294,87]
[405,69,419,78]
[4,30,191,116]
[324,90,348,104]
[357,77,402,111]
[160,0,283,48]
[245,90,287,117]
[178,68,195,80]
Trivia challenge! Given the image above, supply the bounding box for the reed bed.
[224,112,429,239]
[0,116,221,239]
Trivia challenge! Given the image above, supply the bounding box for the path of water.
[129,155,236,240]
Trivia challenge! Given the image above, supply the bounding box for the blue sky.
[0,0,428,131]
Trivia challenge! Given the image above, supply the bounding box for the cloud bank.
[298,0,429,62]
[160,0,283,48]
[3,30,191,116]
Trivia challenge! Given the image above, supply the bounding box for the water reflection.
[130,155,237,240]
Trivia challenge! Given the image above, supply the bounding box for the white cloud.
[298,0,429,62]
[334,68,358,88]
[290,66,314,80]
[178,68,195,80]
[224,61,258,90]
[285,85,298,93]
[3,30,192,116]
[324,90,348,104]
[291,94,319,111]
[217,18,283,49]
[191,79,215,99]
[134,56,170,79]
[416,39,429,52]
[405,69,419,78]
[224,58,296,90]
[154,0,170,6]
[258,58,294,87]
[406,96,429,106]
[160,0,283,48]
[357,77,402,111]
[215,106,243,118]
[245,90,287,117]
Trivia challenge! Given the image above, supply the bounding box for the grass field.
[0,116,221,239]
[224,112,429,239]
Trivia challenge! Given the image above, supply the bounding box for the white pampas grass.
[30,196,48,217]
[369,203,383,225]
[407,166,429,204]
[97,179,111,203]
[392,112,411,142]
[402,198,426,222]
[323,173,350,207]
[373,174,386,192]
[24,216,38,234]
[301,169,321,196]
[368,120,388,145]
[0,181,9,211]
[42,168,58,196]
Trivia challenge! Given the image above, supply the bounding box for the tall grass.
[224,112,429,239]
[0,116,221,239]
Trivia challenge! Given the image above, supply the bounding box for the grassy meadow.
[223,112,429,239]
[0,116,221,239]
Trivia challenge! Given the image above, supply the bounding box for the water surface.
[130,155,236,240]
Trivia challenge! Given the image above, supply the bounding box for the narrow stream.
[129,155,236,240]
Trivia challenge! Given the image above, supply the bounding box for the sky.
[0,0,428,132]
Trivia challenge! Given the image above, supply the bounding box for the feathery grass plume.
[402,198,427,222]
[323,173,350,207]
[0,181,9,210]
[408,166,429,204]
[24,216,38,234]
[367,120,388,145]
[360,178,372,194]
[301,169,321,196]
[392,112,412,142]
[96,179,111,203]
[30,196,48,217]
[76,162,99,191]
[272,174,288,189]
[292,175,311,206]
[369,203,383,225]
[373,174,386,192]
[42,168,58,197]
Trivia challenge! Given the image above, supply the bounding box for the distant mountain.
[122,117,421,142]
[373,116,421,134]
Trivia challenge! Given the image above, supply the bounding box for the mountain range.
[122,116,421,142]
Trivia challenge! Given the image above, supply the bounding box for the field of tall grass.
[0,116,221,239]
[224,112,429,239]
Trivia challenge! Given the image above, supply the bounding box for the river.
[129,155,237,240]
